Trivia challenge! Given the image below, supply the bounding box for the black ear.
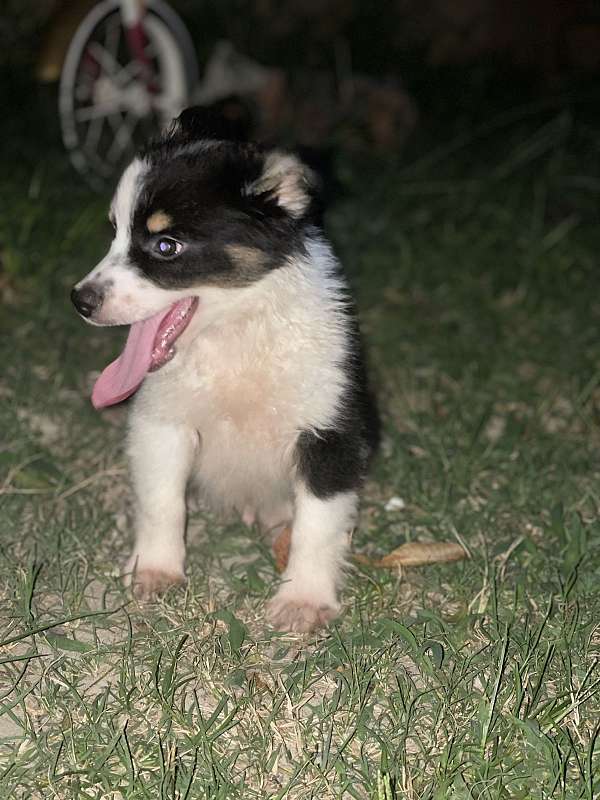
[245,151,320,219]
[173,105,249,143]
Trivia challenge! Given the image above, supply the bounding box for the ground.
[1,81,599,799]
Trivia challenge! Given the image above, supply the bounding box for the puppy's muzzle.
[71,284,103,318]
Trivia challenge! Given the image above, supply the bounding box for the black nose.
[71,285,102,318]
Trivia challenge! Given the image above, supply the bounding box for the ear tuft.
[247,152,318,218]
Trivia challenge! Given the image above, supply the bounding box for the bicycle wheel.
[59,0,198,188]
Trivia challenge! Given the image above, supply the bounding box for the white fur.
[267,485,357,631]
[125,416,197,580]
[127,238,357,628]
[79,261,193,326]
[111,158,146,244]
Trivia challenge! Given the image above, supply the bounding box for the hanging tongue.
[91,297,198,409]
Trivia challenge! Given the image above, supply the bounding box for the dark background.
[4,0,600,158]
[2,1,600,301]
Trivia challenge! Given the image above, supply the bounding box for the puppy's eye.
[155,237,183,258]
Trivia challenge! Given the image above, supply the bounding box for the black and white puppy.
[71,108,378,632]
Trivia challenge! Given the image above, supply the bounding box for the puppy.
[71,108,378,632]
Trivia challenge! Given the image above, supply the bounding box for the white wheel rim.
[60,2,193,180]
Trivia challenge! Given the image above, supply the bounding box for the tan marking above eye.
[146,211,172,233]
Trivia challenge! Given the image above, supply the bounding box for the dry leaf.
[272,525,292,573]
[274,529,467,574]
[377,541,467,567]
[248,671,272,692]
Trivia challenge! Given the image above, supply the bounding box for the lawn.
[1,80,599,799]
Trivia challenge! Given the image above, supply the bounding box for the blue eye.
[155,237,183,258]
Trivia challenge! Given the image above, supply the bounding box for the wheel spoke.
[83,113,105,154]
[75,101,122,122]
[87,42,129,87]
[89,38,153,90]
[106,109,137,164]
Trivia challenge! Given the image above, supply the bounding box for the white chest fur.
[130,239,351,513]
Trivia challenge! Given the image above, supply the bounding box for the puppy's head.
[71,107,319,327]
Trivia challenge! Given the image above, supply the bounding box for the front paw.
[124,556,185,600]
[267,589,340,633]
[131,569,186,600]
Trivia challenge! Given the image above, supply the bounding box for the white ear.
[247,152,317,217]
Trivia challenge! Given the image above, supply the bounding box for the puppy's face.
[72,110,317,327]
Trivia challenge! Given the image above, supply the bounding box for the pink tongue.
[91,310,166,409]
[92,297,199,408]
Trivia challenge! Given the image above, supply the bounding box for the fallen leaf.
[377,541,467,567]
[272,525,292,573]
[273,530,468,574]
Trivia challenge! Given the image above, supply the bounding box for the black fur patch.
[295,428,367,498]
[173,105,250,143]
[129,118,328,289]
[130,141,309,289]
[295,306,379,500]
[127,106,323,290]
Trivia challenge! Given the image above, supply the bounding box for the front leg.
[125,414,198,598]
[267,482,358,633]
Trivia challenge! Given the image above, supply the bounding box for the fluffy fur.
[72,108,378,632]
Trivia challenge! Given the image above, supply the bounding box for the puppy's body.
[72,110,378,631]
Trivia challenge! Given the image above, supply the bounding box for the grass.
[1,79,600,799]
